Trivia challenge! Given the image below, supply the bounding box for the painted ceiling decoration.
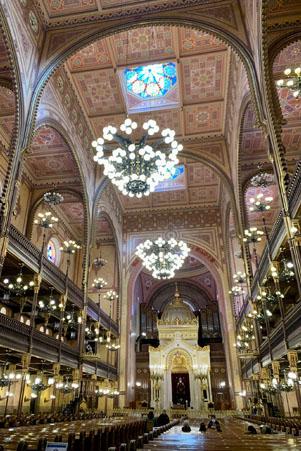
[64,26,228,210]
[23,125,85,241]
[3,2,299,280]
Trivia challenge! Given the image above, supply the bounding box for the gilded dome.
[160,285,196,324]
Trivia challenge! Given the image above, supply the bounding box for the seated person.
[199,422,207,433]
[207,415,217,429]
[260,425,273,434]
[157,409,170,426]
[148,410,154,421]
[182,420,191,433]
[146,410,155,432]
[247,425,257,434]
[216,421,222,432]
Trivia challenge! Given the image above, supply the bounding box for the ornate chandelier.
[104,290,118,302]
[243,227,264,244]
[34,211,58,228]
[249,193,273,212]
[105,333,120,351]
[95,387,120,398]
[92,118,183,197]
[60,240,81,254]
[55,379,79,393]
[93,255,107,270]
[250,165,274,188]
[43,191,64,206]
[92,278,107,290]
[3,266,34,296]
[277,66,301,98]
[135,237,190,279]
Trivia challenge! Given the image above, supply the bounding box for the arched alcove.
[11,124,86,285]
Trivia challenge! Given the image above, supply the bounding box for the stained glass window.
[168,165,185,180]
[47,240,56,263]
[47,238,60,265]
[155,164,186,192]
[124,62,177,100]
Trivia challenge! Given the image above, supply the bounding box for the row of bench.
[0,416,179,451]
[244,414,301,436]
[0,412,106,429]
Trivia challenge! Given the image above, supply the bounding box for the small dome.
[161,285,195,324]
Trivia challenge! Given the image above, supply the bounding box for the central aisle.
[142,419,301,450]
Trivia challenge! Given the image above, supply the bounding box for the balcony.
[0,313,117,379]
[8,225,118,335]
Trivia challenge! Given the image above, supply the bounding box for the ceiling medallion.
[135,237,190,279]
[277,66,301,98]
[92,118,183,197]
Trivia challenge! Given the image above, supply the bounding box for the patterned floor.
[142,419,301,450]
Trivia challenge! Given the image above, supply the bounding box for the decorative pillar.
[287,350,301,414]
[271,360,284,415]
[51,363,60,411]
[260,366,270,418]
[16,354,29,417]
[272,361,280,382]
[0,150,25,278]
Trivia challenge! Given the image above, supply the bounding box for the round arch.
[0,10,24,227]
[148,281,214,315]
[26,187,83,239]
[92,208,122,296]
[93,183,122,275]
[267,31,301,127]
[126,244,226,319]
[166,348,193,372]
[25,120,90,285]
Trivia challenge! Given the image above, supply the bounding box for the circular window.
[47,237,61,266]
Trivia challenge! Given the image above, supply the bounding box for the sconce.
[43,394,56,403]
[0,392,14,401]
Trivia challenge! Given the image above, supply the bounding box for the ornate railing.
[82,357,117,379]
[237,163,301,328]
[87,299,119,335]
[0,313,117,376]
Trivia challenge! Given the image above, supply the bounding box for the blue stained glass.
[47,241,56,263]
[124,62,177,100]
[169,164,184,180]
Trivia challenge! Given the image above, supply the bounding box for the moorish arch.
[0,11,23,226]
[122,241,241,406]
[146,279,215,313]
[24,123,88,229]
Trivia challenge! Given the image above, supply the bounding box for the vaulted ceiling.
[65,27,228,141]
[2,0,300,250]
[136,258,217,310]
[24,126,85,241]
[0,31,15,155]
[36,0,233,26]
[0,86,15,151]
[61,25,229,211]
